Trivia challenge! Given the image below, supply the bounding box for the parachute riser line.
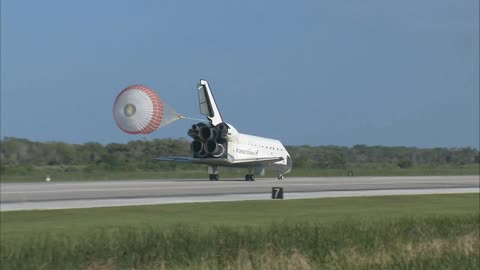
[178,115,208,122]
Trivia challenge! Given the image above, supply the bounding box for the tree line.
[1,137,479,174]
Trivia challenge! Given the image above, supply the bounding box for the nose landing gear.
[277,174,284,180]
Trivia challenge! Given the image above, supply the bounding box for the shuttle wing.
[155,157,194,163]
[155,156,284,167]
[227,156,284,166]
[155,157,231,165]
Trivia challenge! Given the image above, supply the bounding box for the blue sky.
[1,0,479,147]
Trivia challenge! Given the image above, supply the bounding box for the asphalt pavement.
[1,175,478,211]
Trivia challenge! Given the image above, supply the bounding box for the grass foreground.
[1,194,479,269]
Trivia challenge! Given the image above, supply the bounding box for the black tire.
[214,174,219,181]
[251,175,255,181]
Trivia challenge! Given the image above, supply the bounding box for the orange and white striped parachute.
[113,85,182,134]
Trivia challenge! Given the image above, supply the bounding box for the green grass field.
[1,194,479,269]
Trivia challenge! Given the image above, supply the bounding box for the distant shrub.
[398,159,413,168]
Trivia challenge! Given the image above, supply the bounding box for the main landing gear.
[208,166,219,181]
[209,174,219,181]
[245,174,255,181]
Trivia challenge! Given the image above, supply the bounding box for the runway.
[1,176,478,211]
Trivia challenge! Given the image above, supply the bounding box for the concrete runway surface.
[1,176,478,211]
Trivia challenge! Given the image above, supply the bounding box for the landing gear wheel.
[245,174,255,181]
[209,174,219,181]
[277,175,284,180]
[245,174,249,181]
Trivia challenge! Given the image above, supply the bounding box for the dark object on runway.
[272,187,284,199]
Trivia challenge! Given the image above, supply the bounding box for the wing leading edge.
[155,156,284,167]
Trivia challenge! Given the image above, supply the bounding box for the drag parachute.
[113,85,182,134]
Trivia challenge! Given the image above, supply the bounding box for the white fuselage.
[226,124,292,175]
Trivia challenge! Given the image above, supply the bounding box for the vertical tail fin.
[197,80,224,125]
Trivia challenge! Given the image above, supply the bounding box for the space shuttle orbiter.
[156,80,292,181]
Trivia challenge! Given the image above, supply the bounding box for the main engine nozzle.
[191,139,203,153]
[191,139,208,157]
[199,126,218,141]
[216,123,229,137]
[206,140,225,157]
[188,123,208,139]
